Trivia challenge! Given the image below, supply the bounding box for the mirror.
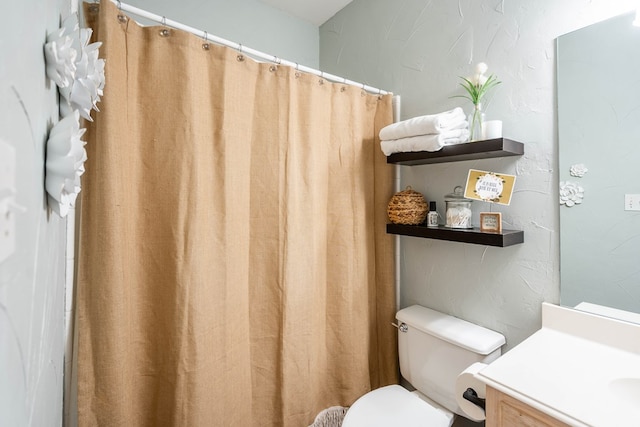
[557,12,640,318]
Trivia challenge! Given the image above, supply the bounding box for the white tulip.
[475,62,488,75]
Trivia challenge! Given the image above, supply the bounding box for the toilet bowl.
[342,385,454,427]
[341,305,505,427]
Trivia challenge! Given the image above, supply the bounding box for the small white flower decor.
[559,181,584,207]
[453,62,501,141]
[45,111,87,218]
[44,23,77,89]
[44,13,105,217]
[45,13,105,121]
[569,163,588,178]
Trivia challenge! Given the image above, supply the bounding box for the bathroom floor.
[453,417,484,427]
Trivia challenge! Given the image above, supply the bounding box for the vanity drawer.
[486,386,570,427]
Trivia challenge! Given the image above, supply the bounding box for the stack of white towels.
[379,107,470,156]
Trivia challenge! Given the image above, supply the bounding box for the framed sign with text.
[464,169,516,206]
[480,212,502,232]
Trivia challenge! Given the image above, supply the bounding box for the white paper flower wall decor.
[44,13,105,217]
[559,181,584,207]
[45,111,87,218]
[570,163,588,177]
[44,26,77,89]
[46,13,106,121]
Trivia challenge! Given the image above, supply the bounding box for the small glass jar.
[445,186,473,229]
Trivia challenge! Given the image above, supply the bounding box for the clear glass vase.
[468,103,485,142]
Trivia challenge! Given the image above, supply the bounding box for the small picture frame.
[480,212,502,233]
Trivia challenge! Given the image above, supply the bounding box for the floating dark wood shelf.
[386,137,525,246]
[386,138,524,165]
[387,223,524,247]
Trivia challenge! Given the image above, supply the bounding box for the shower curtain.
[77,2,397,426]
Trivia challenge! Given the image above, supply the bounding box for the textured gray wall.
[124,0,320,68]
[0,0,72,425]
[320,0,637,350]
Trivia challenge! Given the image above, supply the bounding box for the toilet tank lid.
[396,305,505,355]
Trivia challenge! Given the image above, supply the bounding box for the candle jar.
[445,186,473,228]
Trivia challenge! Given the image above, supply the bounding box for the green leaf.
[450,72,501,105]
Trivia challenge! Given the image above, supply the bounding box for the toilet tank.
[396,305,505,416]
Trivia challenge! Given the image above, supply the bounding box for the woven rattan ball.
[387,186,428,225]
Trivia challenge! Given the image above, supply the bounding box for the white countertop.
[478,303,640,427]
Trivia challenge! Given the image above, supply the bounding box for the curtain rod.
[107,0,391,95]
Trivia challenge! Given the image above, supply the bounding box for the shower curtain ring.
[236,44,245,61]
[116,0,127,23]
[88,0,100,13]
[340,77,348,92]
[202,31,210,50]
[161,16,167,26]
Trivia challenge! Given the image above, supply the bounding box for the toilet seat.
[341,385,454,427]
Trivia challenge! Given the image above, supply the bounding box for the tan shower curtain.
[78,2,397,426]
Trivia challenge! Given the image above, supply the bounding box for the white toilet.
[342,305,506,427]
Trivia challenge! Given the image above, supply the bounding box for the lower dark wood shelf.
[387,223,524,247]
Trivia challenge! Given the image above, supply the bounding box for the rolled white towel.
[380,128,470,156]
[379,107,467,141]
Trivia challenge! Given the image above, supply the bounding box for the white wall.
[123,0,320,68]
[320,0,637,350]
[0,0,74,426]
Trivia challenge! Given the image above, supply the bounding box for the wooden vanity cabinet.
[485,386,570,427]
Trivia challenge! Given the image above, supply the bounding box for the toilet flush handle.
[391,322,408,333]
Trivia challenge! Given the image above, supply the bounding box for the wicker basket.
[387,186,428,225]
